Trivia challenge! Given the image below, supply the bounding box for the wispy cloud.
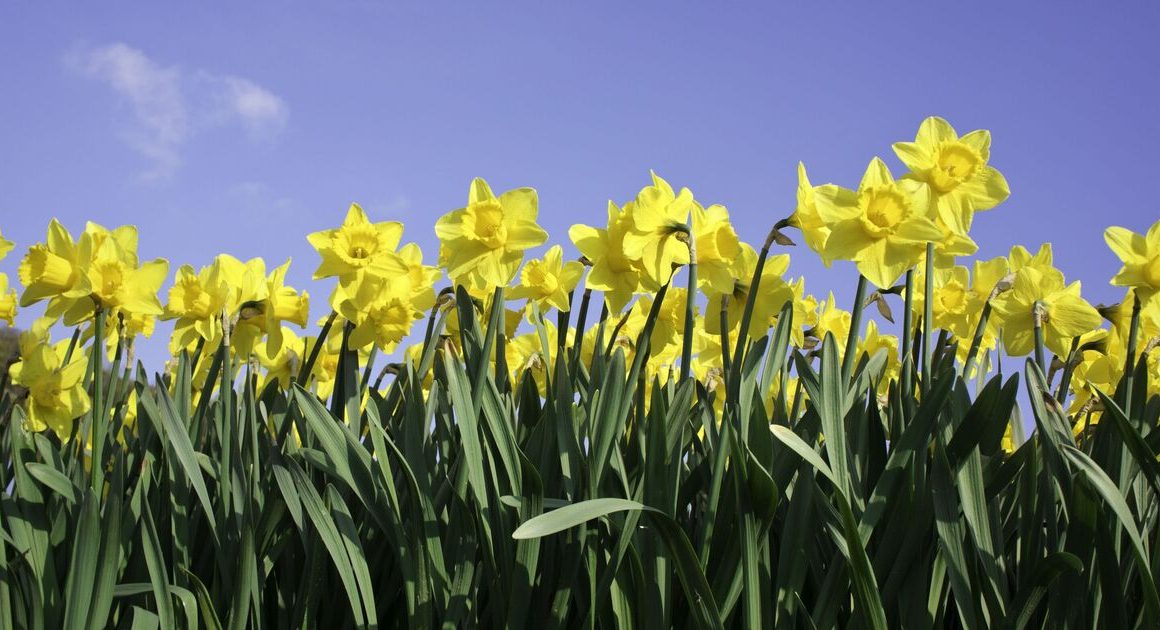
[66,42,288,179]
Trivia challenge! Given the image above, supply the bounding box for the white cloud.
[67,42,288,179]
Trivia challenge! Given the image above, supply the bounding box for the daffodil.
[506,323,561,397]
[857,320,901,396]
[8,328,91,441]
[0,273,16,325]
[233,259,311,358]
[307,203,404,281]
[336,276,424,353]
[0,228,13,260]
[812,292,852,349]
[691,202,742,295]
[622,172,695,285]
[893,116,1010,232]
[60,232,168,325]
[18,219,89,316]
[570,201,644,313]
[1008,243,1065,285]
[991,266,1102,357]
[814,158,941,289]
[255,326,304,390]
[1105,219,1160,302]
[510,245,584,313]
[436,178,548,290]
[162,258,234,353]
[331,242,439,353]
[790,163,832,262]
[703,243,796,341]
[626,287,694,366]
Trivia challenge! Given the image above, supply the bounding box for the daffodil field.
[3,116,1160,629]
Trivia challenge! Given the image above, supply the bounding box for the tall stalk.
[680,225,698,382]
[922,242,935,395]
[901,269,915,402]
[842,275,869,381]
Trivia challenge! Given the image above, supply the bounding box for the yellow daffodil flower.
[627,287,694,366]
[892,116,1010,232]
[570,201,645,314]
[162,257,234,353]
[622,172,695,285]
[814,158,941,289]
[812,292,852,348]
[703,243,796,341]
[510,245,584,313]
[0,273,16,325]
[255,326,304,390]
[858,320,901,396]
[308,203,404,281]
[18,219,90,316]
[691,202,742,295]
[61,232,168,325]
[991,267,1102,357]
[1105,219,1160,302]
[790,163,832,263]
[1007,243,1065,285]
[0,228,13,260]
[436,177,548,290]
[9,329,91,441]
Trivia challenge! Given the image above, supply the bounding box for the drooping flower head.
[622,172,695,286]
[570,201,645,314]
[1105,219,1160,303]
[691,202,742,295]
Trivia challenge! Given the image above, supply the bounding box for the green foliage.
[1,278,1159,629]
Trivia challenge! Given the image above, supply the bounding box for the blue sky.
[2,2,1159,369]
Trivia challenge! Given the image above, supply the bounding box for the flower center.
[931,142,980,192]
[524,262,558,295]
[92,260,125,301]
[30,377,65,409]
[861,188,909,234]
[467,200,508,248]
[937,282,967,314]
[336,226,381,265]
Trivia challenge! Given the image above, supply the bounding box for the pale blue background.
[1,2,1158,370]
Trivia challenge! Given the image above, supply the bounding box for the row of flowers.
[1,116,1158,444]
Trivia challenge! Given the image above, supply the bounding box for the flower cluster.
[3,116,1159,447]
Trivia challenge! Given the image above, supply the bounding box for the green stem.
[297,311,337,384]
[922,242,935,395]
[89,305,106,493]
[1124,291,1142,418]
[1055,336,1080,405]
[841,275,869,382]
[1032,301,1046,373]
[570,288,593,365]
[900,269,915,402]
[680,227,698,382]
[963,301,993,378]
[732,225,784,374]
[719,295,732,377]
